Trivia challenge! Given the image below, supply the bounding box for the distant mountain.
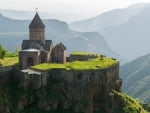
[69,3,147,32]
[0,13,124,62]
[101,5,150,60]
[69,3,150,60]
[0,9,95,22]
[0,9,33,20]
[120,53,150,103]
[0,13,29,32]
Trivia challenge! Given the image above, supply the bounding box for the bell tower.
[29,11,45,44]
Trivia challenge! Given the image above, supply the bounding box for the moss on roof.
[32,57,118,71]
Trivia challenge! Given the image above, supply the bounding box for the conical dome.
[29,12,45,28]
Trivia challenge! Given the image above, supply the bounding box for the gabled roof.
[22,40,43,50]
[44,40,53,51]
[29,12,45,28]
[22,40,53,51]
[59,42,66,50]
[22,49,40,52]
[55,42,66,51]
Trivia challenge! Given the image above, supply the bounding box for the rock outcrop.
[19,64,122,113]
[0,63,146,113]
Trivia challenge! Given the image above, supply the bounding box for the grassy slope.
[0,56,18,67]
[32,57,118,71]
[0,53,147,113]
[3,83,146,113]
[120,54,150,103]
[70,51,98,56]
[114,91,146,113]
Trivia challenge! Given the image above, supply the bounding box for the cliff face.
[0,64,146,113]
[19,64,121,113]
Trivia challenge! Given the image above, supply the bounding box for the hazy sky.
[1,0,150,22]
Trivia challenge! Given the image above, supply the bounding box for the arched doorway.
[27,57,34,67]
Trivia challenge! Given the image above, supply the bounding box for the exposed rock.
[0,105,10,113]
[19,63,122,113]
[0,63,146,113]
[20,69,47,89]
[18,95,28,110]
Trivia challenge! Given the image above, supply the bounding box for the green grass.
[114,91,147,113]
[32,57,118,71]
[0,56,18,67]
[33,63,66,70]
[70,51,98,56]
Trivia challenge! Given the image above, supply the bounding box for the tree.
[0,45,6,59]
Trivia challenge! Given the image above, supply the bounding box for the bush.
[0,45,6,59]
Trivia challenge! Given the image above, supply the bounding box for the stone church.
[19,12,66,69]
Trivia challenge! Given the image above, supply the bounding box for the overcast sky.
[1,0,150,22]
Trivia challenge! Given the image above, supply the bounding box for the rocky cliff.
[0,63,146,113]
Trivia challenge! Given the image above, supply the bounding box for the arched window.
[27,57,34,67]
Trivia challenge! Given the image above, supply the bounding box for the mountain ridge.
[120,53,150,103]
[69,3,150,60]
[69,3,149,32]
[0,13,125,63]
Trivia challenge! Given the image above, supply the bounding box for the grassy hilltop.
[32,56,117,71]
[0,52,18,67]
[0,52,148,113]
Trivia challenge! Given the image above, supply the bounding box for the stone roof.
[44,40,53,51]
[22,48,40,52]
[29,12,45,28]
[59,42,66,50]
[22,40,53,51]
[55,42,66,50]
[21,69,42,75]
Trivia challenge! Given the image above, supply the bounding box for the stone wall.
[69,54,98,62]
[20,63,121,113]
[0,65,144,113]
[0,66,13,73]
[20,69,48,89]
[51,47,66,63]
[19,51,41,69]
[20,64,120,90]
[29,28,45,44]
[41,50,49,63]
